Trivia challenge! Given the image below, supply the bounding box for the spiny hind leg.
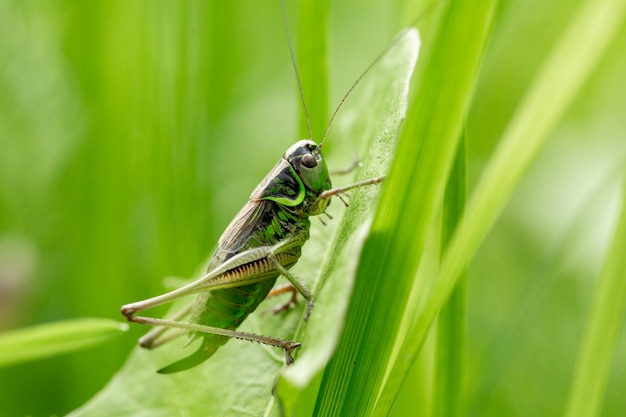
[129,315,301,365]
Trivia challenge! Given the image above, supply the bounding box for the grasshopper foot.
[284,341,302,365]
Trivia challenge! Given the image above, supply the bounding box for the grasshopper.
[121,143,383,373]
[121,6,398,375]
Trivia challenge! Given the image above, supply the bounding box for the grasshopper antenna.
[318,0,442,149]
[280,0,314,141]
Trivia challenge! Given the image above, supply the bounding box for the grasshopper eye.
[302,153,317,168]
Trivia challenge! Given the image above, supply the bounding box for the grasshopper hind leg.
[121,240,312,372]
[123,314,302,373]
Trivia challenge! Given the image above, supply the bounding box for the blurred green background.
[0,0,624,416]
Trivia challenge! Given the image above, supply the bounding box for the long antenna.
[317,32,407,148]
[318,1,441,149]
[280,0,313,140]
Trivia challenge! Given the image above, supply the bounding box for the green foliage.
[1,0,625,416]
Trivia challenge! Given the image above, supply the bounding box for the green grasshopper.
[121,9,395,375]
[121,143,382,372]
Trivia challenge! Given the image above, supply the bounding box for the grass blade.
[296,0,329,140]
[433,135,467,417]
[0,318,127,368]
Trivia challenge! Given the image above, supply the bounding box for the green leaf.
[68,27,420,417]
[0,318,127,368]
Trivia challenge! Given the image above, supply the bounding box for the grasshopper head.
[284,140,332,196]
[251,139,331,211]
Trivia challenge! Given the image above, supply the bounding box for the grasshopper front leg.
[310,176,386,214]
[321,176,385,200]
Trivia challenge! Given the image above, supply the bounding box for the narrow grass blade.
[564,173,626,417]
[0,318,128,368]
[296,0,329,140]
[433,135,467,417]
